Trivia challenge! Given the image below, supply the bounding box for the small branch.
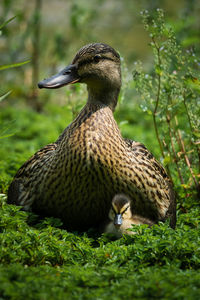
[166,113,185,185]
[31,0,42,110]
[152,37,165,158]
[162,138,173,182]
[183,92,200,174]
[175,116,199,191]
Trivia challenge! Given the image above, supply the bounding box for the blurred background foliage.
[1,0,199,102]
[0,0,200,198]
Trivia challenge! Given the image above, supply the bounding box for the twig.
[31,0,42,110]
[175,116,199,191]
[183,92,200,174]
[166,113,184,185]
[162,138,173,183]
[152,37,165,159]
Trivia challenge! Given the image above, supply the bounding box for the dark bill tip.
[38,81,46,89]
[114,214,123,226]
[38,64,80,89]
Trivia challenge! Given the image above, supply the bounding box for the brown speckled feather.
[7,43,176,230]
[124,139,176,228]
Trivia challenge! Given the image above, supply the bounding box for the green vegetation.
[0,16,30,103]
[0,194,200,299]
[133,9,200,197]
[0,3,200,300]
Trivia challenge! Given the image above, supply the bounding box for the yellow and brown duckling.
[105,194,154,238]
[7,43,176,231]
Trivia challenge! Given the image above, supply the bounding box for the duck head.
[109,194,132,228]
[38,43,121,110]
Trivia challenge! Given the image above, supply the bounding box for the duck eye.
[93,55,101,63]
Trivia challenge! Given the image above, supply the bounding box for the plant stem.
[183,92,200,174]
[162,138,173,182]
[152,37,165,159]
[175,116,199,191]
[166,113,184,185]
[31,0,42,110]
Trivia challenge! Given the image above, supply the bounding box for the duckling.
[105,194,154,238]
[7,43,176,231]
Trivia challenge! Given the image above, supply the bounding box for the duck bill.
[114,214,122,226]
[38,64,80,89]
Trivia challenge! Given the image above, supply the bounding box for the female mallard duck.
[105,194,154,238]
[7,43,176,230]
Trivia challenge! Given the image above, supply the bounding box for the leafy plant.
[0,16,30,138]
[0,16,30,73]
[0,194,200,299]
[133,9,200,198]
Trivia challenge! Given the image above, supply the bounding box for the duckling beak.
[114,214,122,226]
[38,64,80,89]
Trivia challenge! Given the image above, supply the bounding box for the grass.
[0,96,200,299]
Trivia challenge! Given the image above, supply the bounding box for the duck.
[7,43,176,231]
[104,194,154,238]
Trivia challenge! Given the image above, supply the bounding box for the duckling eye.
[93,54,101,63]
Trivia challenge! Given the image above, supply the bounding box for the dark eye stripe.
[78,56,114,67]
[121,205,130,215]
[78,58,93,67]
[111,204,130,215]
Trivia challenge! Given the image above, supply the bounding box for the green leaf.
[155,65,162,75]
[0,133,14,139]
[0,16,16,30]
[0,60,30,71]
[193,131,200,138]
[163,155,171,165]
[0,91,12,102]
[184,77,200,92]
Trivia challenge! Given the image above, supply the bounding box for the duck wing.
[124,138,176,229]
[7,143,57,210]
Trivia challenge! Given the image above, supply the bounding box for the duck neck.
[87,85,120,112]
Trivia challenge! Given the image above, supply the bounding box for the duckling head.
[109,194,132,227]
[38,43,121,110]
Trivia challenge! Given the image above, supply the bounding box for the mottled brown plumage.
[7,43,176,230]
